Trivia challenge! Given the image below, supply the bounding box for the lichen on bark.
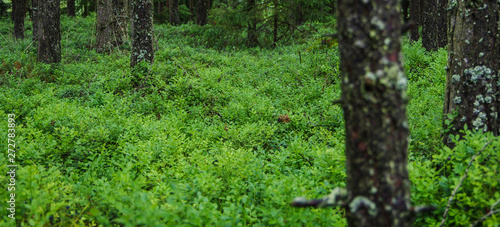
[130,0,154,68]
[443,0,499,147]
[338,0,412,225]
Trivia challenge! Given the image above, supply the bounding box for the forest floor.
[0,16,498,226]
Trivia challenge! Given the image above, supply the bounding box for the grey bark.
[13,0,26,40]
[130,0,154,68]
[443,0,499,147]
[37,0,61,64]
[96,0,129,53]
[421,0,447,51]
[338,0,412,225]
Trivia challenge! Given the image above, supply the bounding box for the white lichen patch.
[371,16,386,31]
[320,187,347,207]
[350,196,377,217]
[485,96,492,104]
[461,116,466,122]
[453,97,462,104]
[452,74,461,83]
[465,65,493,83]
[479,52,484,57]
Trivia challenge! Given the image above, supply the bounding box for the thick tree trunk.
[196,0,208,25]
[169,0,180,25]
[37,0,61,64]
[338,0,412,225]
[96,0,129,53]
[67,0,75,17]
[443,0,499,147]
[409,0,421,41]
[402,0,409,23]
[13,0,26,40]
[436,0,447,47]
[130,0,154,68]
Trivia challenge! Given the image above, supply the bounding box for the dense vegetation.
[0,15,498,226]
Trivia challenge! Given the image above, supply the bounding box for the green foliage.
[0,14,498,226]
[410,131,500,226]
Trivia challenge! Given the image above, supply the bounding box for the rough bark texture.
[246,0,258,47]
[37,0,61,64]
[443,0,499,147]
[196,0,208,25]
[337,0,412,226]
[13,0,26,40]
[67,0,75,17]
[169,0,180,25]
[409,0,421,41]
[96,0,129,53]
[130,0,154,68]
[422,0,447,51]
[402,0,410,23]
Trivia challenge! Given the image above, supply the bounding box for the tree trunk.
[273,0,278,47]
[37,0,61,64]
[67,0,75,17]
[32,0,39,42]
[130,0,154,68]
[421,0,447,51]
[409,0,421,41]
[96,0,129,53]
[246,0,257,47]
[196,0,208,25]
[443,0,499,147]
[13,0,27,40]
[338,0,412,225]
[169,0,180,25]
[402,0,409,23]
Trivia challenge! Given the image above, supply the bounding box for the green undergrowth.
[0,16,498,226]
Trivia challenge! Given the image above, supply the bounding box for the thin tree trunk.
[443,0,499,147]
[169,0,180,25]
[13,0,27,40]
[338,0,412,225]
[130,0,154,68]
[67,0,75,17]
[37,0,61,64]
[246,0,257,47]
[32,0,39,42]
[273,0,278,47]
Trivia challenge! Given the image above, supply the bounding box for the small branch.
[291,188,348,208]
[471,198,500,227]
[177,44,201,78]
[440,140,493,227]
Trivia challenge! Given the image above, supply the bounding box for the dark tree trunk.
[421,0,447,51]
[409,0,421,41]
[130,0,154,68]
[421,0,436,50]
[169,0,180,25]
[67,0,75,16]
[272,0,278,47]
[436,0,447,47]
[402,0,409,23]
[189,0,195,21]
[13,0,27,40]
[338,0,412,225]
[196,0,208,25]
[246,0,257,47]
[96,0,129,52]
[37,0,61,64]
[443,0,499,147]
[32,0,39,42]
